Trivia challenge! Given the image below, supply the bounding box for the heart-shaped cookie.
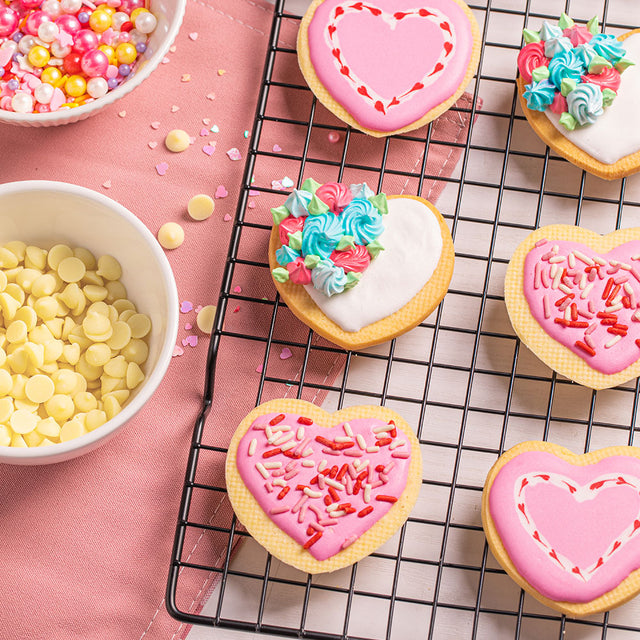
[516,14,640,180]
[482,441,640,616]
[225,399,422,573]
[505,224,640,389]
[297,0,481,136]
[269,180,454,350]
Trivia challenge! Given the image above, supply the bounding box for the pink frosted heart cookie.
[225,399,421,573]
[297,0,481,137]
[482,441,640,616]
[505,224,640,390]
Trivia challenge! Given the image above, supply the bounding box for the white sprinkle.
[271,469,285,477]
[304,487,322,498]
[267,429,282,444]
[605,303,623,313]
[593,256,607,266]
[280,441,296,451]
[389,439,406,450]
[552,269,562,290]
[301,447,314,457]
[318,460,328,472]
[541,268,550,288]
[548,255,566,264]
[588,300,595,313]
[632,310,640,322]
[263,461,282,469]
[581,282,595,299]
[584,334,595,349]
[550,264,558,278]
[568,252,576,268]
[372,424,394,433]
[256,463,269,479]
[278,424,292,431]
[343,422,353,436]
[632,267,640,283]
[624,283,634,295]
[325,477,345,490]
[356,433,367,450]
[564,306,572,321]
[534,262,542,289]
[326,503,340,512]
[301,459,315,467]
[265,426,273,439]
[269,506,289,515]
[335,436,353,443]
[273,432,294,446]
[355,460,369,471]
[272,478,286,487]
[543,295,551,319]
[573,250,594,266]
[322,448,340,456]
[552,244,559,253]
[611,295,623,306]
[298,505,307,523]
[579,273,587,290]
[559,283,572,295]
[363,484,372,503]
[248,438,257,456]
[341,535,358,550]
[366,446,380,453]
[392,451,410,458]
[344,450,364,457]
[317,474,325,490]
[605,335,622,348]
[296,427,305,441]
[619,261,632,271]
[633,254,640,261]
[329,510,346,518]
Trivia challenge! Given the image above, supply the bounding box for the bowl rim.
[0,0,187,126]
[0,179,179,461]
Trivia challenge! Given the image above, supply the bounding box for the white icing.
[543,33,640,165]
[304,197,443,333]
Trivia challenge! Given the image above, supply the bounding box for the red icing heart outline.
[326,3,456,115]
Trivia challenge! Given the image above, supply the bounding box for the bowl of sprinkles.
[0,0,186,126]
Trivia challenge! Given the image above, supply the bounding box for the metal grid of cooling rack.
[167,0,640,638]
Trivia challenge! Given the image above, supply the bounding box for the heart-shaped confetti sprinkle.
[195,305,203,313]
[118,110,126,118]
[226,148,242,161]
[255,364,263,373]
[199,128,209,137]
[202,144,215,156]
[185,323,192,330]
[182,335,198,347]
[280,347,293,360]
[148,141,157,149]
[273,144,282,152]
[102,180,111,189]
[206,93,216,101]
[272,180,283,191]
[233,286,242,294]
[215,185,228,198]
[172,345,184,357]
[161,57,170,64]
[180,301,193,313]
[150,121,160,129]
[189,32,198,41]
[155,162,168,176]
[281,176,294,189]
[169,45,177,53]
[210,124,219,133]
[171,105,180,113]
[202,118,211,126]
[248,201,256,209]
[224,214,232,222]
[189,136,196,144]
[181,74,191,82]
[217,69,226,76]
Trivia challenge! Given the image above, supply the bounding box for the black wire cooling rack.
[167,1,640,638]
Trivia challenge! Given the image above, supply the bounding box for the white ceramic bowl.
[0,180,179,464]
[0,0,186,127]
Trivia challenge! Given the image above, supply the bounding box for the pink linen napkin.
[0,1,481,638]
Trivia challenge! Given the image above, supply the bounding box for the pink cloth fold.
[0,1,480,638]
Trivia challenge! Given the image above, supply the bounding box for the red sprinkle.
[375,465,385,472]
[353,480,362,495]
[376,437,392,446]
[303,532,323,549]
[306,526,315,536]
[357,470,369,481]
[358,506,374,517]
[269,414,286,426]
[315,436,334,448]
[623,296,631,308]
[297,416,313,425]
[608,327,628,336]
[571,303,578,321]
[338,503,352,510]
[636,339,640,348]
[277,486,290,500]
[310,475,318,485]
[296,484,308,491]
[614,324,629,331]
[601,318,617,326]
[336,464,349,482]
[283,450,300,459]
[333,442,355,451]
[603,278,614,300]
[555,294,575,307]
[575,340,596,356]
[597,312,617,319]
[329,465,339,478]
[328,487,339,502]
[323,495,332,506]
[606,284,621,305]
[375,495,398,503]
[262,448,282,458]
[554,318,570,326]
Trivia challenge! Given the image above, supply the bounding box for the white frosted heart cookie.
[483,441,640,616]
[297,0,481,137]
[225,399,422,574]
[269,179,454,350]
[516,13,639,180]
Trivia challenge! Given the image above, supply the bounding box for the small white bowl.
[0,0,186,127]
[0,180,179,464]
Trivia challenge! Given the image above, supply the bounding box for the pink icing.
[279,215,306,246]
[489,451,640,603]
[236,412,411,561]
[287,257,312,285]
[307,0,473,132]
[315,182,353,213]
[516,42,549,84]
[523,239,640,375]
[330,244,371,272]
[563,25,593,47]
[549,92,567,114]
[581,67,622,93]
